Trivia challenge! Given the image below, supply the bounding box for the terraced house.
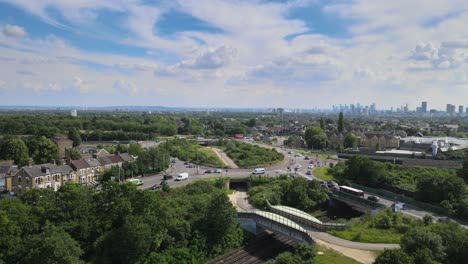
[70,158,102,185]
[10,163,75,194]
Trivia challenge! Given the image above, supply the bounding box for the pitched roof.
[98,156,113,166]
[21,164,74,177]
[71,159,90,170]
[118,153,134,162]
[108,155,124,164]
[84,158,101,167]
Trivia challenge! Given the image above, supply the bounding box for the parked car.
[176,173,189,181]
[214,168,223,173]
[151,183,162,190]
[308,164,314,169]
[294,154,302,158]
[306,170,312,175]
[163,174,173,180]
[187,164,195,168]
[205,169,213,174]
[367,195,380,202]
[252,168,266,174]
[288,151,294,154]
[304,156,310,160]
[184,161,189,165]
[438,217,455,223]
[295,164,301,169]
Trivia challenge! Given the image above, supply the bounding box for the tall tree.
[343,133,358,149]
[338,111,344,132]
[304,126,327,150]
[0,137,30,166]
[319,117,325,130]
[32,136,59,164]
[401,228,446,263]
[68,128,82,148]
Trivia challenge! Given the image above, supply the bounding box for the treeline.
[248,176,329,211]
[0,136,58,166]
[217,140,284,168]
[330,156,468,219]
[162,138,225,167]
[375,220,468,264]
[0,181,243,263]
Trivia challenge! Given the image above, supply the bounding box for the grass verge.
[328,222,402,244]
[313,167,335,181]
[315,244,362,264]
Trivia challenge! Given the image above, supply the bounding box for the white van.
[252,168,266,174]
[176,173,189,181]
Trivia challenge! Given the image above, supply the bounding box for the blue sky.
[1,0,468,109]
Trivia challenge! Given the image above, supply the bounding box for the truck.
[176,172,189,181]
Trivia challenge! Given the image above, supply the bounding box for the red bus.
[339,186,365,198]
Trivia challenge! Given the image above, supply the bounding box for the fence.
[349,183,448,215]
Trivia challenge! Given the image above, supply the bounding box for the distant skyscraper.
[421,101,427,113]
[459,105,464,114]
[446,104,455,114]
[70,109,77,117]
[276,108,284,120]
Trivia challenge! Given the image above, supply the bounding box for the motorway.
[136,139,466,226]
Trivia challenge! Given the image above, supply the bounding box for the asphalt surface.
[136,139,467,227]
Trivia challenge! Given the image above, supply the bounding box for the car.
[171,159,177,163]
[294,153,302,157]
[252,168,266,174]
[127,179,144,186]
[288,151,294,154]
[163,174,173,180]
[205,169,213,174]
[306,170,312,175]
[308,164,314,169]
[304,176,313,182]
[304,156,310,160]
[214,168,223,173]
[309,160,314,164]
[187,164,195,168]
[367,195,380,202]
[326,181,339,190]
[183,161,189,165]
[151,183,162,190]
[295,164,301,169]
[438,217,455,223]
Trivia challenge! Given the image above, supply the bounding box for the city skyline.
[1,1,468,109]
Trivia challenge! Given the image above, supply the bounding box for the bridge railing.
[265,201,348,231]
[330,190,386,209]
[238,211,315,245]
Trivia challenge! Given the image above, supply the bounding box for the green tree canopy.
[401,228,446,263]
[457,158,468,183]
[0,137,30,166]
[68,128,82,147]
[338,112,344,132]
[304,126,327,150]
[343,133,358,149]
[374,249,414,264]
[22,223,82,264]
[31,136,59,164]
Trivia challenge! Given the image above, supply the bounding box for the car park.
[367,195,380,202]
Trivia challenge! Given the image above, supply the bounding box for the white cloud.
[2,24,26,38]
[179,45,236,69]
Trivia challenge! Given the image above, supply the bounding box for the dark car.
[304,156,310,160]
[163,174,173,180]
[306,170,312,175]
[367,195,380,202]
[205,169,213,174]
[326,181,339,190]
[184,161,189,165]
[187,164,194,168]
[438,217,455,223]
[151,183,161,190]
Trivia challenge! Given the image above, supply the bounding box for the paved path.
[211,147,239,169]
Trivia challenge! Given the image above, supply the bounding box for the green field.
[315,244,362,264]
[313,167,335,181]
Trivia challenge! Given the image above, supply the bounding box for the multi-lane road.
[136,139,466,227]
